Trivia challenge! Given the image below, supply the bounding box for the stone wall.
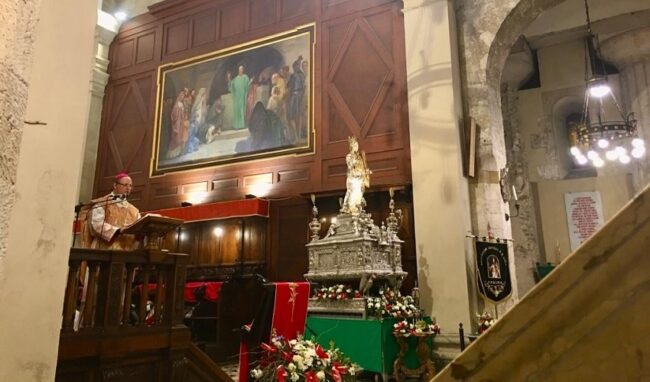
[0,0,97,380]
[0,0,41,273]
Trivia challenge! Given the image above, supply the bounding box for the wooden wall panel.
[136,33,156,64]
[250,0,278,29]
[192,11,218,48]
[98,0,412,282]
[113,39,134,70]
[280,0,310,20]
[163,217,266,271]
[164,19,191,55]
[220,1,247,38]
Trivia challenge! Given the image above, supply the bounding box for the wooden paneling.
[163,217,267,271]
[250,0,277,29]
[113,39,135,70]
[136,32,156,64]
[280,0,310,20]
[192,11,218,47]
[268,198,311,281]
[96,0,416,307]
[220,1,247,38]
[164,18,191,55]
[98,0,409,211]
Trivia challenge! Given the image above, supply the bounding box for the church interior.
[2,0,650,381]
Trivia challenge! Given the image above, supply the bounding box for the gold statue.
[341,136,372,215]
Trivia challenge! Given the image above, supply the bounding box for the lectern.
[121,214,184,251]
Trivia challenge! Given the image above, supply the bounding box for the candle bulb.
[512,185,518,201]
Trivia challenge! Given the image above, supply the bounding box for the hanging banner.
[564,191,604,251]
[475,240,512,303]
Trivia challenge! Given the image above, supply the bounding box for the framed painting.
[151,25,315,176]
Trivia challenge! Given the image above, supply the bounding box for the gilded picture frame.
[151,25,315,176]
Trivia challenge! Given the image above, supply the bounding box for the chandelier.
[569,0,645,167]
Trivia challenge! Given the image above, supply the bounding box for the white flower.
[375,303,380,308]
[289,339,297,346]
[292,354,303,363]
[316,371,326,380]
[349,366,356,375]
[251,368,263,379]
[290,372,300,382]
[288,363,296,372]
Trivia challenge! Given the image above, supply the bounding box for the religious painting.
[151,25,314,175]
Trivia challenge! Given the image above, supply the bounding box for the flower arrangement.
[366,287,420,318]
[313,285,361,301]
[476,311,496,334]
[251,335,359,382]
[393,319,441,337]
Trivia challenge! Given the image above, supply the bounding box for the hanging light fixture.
[570,0,643,167]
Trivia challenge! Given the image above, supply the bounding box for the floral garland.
[366,287,420,318]
[477,311,496,334]
[313,285,361,301]
[393,319,441,337]
[251,335,359,382]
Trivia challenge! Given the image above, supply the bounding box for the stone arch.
[483,0,567,163]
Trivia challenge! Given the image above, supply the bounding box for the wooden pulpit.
[121,214,184,251]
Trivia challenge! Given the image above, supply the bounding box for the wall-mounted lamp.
[213,226,224,237]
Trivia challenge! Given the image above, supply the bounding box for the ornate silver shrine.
[305,137,407,315]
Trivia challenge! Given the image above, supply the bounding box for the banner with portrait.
[475,240,512,303]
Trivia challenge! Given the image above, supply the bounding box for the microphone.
[111,194,126,201]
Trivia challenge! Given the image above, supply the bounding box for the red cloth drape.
[271,282,310,341]
[183,281,223,303]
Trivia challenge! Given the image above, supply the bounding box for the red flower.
[276,366,287,382]
[315,344,329,360]
[354,291,361,298]
[261,342,276,353]
[332,362,348,375]
[331,367,342,382]
[305,371,318,382]
[281,351,293,362]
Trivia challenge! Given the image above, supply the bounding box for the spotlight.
[570,146,581,156]
[114,11,128,22]
[597,139,609,149]
[213,227,224,237]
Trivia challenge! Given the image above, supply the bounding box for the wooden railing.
[57,248,194,381]
[62,248,188,333]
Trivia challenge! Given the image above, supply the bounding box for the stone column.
[601,27,650,193]
[79,24,117,202]
[402,0,477,335]
[0,0,97,380]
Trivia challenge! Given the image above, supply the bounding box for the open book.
[121,213,183,235]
